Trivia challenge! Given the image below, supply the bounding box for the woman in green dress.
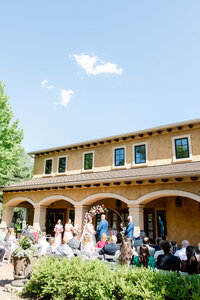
[132,244,156,270]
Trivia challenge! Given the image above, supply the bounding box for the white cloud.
[41,79,56,89]
[72,54,122,75]
[54,89,74,107]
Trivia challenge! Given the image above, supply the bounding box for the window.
[135,144,146,164]
[133,142,148,166]
[83,152,93,170]
[114,148,125,166]
[175,138,189,159]
[172,134,192,162]
[45,158,53,175]
[58,156,67,173]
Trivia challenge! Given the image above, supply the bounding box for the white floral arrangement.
[82,204,108,229]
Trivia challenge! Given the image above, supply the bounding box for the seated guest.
[174,240,190,260]
[181,246,198,275]
[171,241,178,255]
[5,228,18,253]
[0,228,7,244]
[138,237,155,257]
[46,237,56,256]
[115,237,133,265]
[196,242,200,262]
[132,244,156,269]
[157,241,181,272]
[55,237,74,258]
[99,235,120,256]
[96,233,108,249]
[154,240,165,261]
[116,232,123,244]
[154,237,162,251]
[134,230,146,250]
[81,233,94,253]
[27,227,35,242]
[68,231,81,250]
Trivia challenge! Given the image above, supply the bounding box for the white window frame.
[57,155,68,174]
[112,146,126,169]
[43,157,54,176]
[82,151,94,172]
[172,134,192,163]
[132,142,148,167]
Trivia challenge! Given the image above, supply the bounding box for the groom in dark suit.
[96,214,109,240]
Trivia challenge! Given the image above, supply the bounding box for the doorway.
[144,208,155,243]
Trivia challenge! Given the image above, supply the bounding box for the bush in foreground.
[24,257,200,300]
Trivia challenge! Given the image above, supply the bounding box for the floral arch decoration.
[82,204,108,229]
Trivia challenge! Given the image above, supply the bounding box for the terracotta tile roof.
[1,161,200,191]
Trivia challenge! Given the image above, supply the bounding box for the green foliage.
[24,257,200,300]
[0,81,24,186]
[12,236,37,258]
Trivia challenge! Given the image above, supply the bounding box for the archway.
[140,194,200,245]
[81,194,129,234]
[39,195,75,235]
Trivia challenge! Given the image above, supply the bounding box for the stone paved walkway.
[0,263,21,300]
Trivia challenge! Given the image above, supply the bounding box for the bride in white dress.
[81,217,96,246]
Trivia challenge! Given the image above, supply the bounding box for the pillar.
[74,204,89,232]
[0,205,14,228]
[33,205,47,231]
[128,204,144,237]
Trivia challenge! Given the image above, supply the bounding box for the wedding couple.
[81,214,109,246]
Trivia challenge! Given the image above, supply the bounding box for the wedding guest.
[171,241,178,255]
[197,242,200,262]
[134,230,146,250]
[174,240,190,260]
[55,237,74,259]
[157,241,181,272]
[99,235,120,256]
[116,232,123,244]
[81,233,94,253]
[138,237,155,257]
[153,237,162,251]
[33,227,39,244]
[96,233,108,249]
[154,240,165,261]
[132,244,156,269]
[46,237,56,256]
[181,246,198,275]
[68,231,81,250]
[54,219,63,248]
[64,219,73,241]
[115,237,133,265]
[5,228,18,253]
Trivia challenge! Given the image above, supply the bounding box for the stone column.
[0,205,14,228]
[74,204,90,232]
[33,205,47,231]
[128,204,144,237]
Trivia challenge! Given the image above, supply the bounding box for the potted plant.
[11,235,38,287]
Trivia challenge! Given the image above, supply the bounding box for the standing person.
[158,216,164,238]
[54,219,63,248]
[96,214,109,240]
[64,219,73,241]
[124,216,134,244]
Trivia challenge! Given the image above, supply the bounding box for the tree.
[0,81,24,187]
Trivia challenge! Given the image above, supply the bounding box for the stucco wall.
[33,127,200,178]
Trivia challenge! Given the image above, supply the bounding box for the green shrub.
[24,257,200,300]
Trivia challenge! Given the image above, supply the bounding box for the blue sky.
[0,1,200,152]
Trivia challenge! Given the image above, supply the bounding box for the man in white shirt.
[55,237,74,259]
[174,240,189,260]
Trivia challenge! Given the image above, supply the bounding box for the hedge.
[24,257,200,300]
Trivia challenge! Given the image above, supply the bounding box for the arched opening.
[40,197,75,235]
[83,197,129,234]
[142,195,200,245]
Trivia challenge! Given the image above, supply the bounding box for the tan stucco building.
[1,119,200,245]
